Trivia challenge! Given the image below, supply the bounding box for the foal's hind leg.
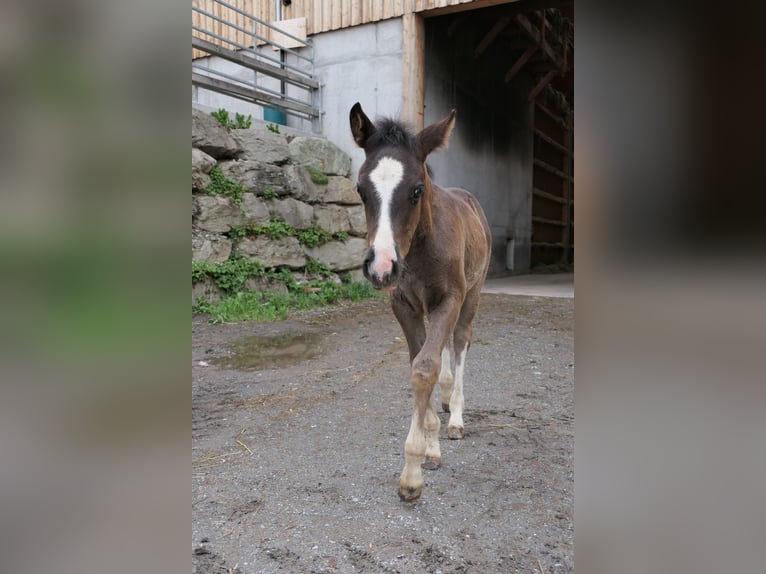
[447,285,482,440]
[438,339,454,412]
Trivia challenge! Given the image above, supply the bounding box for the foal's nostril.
[390,259,399,279]
[364,247,375,268]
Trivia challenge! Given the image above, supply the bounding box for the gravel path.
[192,293,573,573]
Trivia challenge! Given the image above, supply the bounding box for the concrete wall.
[423,14,534,275]
[311,19,404,176]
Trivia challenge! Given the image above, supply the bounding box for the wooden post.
[402,10,425,130]
[560,110,573,264]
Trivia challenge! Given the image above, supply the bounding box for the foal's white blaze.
[368,156,403,278]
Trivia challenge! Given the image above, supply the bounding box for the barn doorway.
[419,1,573,273]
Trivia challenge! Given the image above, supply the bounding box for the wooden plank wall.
[193,0,480,58]
[285,0,478,32]
[192,1,266,59]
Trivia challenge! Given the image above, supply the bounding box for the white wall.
[311,19,404,177]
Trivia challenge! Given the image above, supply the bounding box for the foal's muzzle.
[363,246,400,291]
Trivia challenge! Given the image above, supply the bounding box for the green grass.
[198,280,382,324]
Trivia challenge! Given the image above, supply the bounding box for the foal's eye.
[410,185,424,205]
[356,184,367,203]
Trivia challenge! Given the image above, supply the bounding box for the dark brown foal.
[350,103,491,502]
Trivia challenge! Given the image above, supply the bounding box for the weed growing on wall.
[193,254,383,323]
[203,167,246,206]
[192,254,266,295]
[227,221,338,248]
[306,165,329,185]
[211,108,253,129]
[304,257,333,278]
[295,227,331,248]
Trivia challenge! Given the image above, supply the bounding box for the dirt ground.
[192,292,573,574]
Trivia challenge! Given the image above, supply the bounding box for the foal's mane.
[368,117,417,151]
[368,117,434,178]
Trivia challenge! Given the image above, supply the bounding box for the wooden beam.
[504,45,537,83]
[191,71,319,117]
[534,128,573,156]
[533,157,573,181]
[532,216,566,227]
[533,187,567,204]
[535,101,569,129]
[516,13,565,73]
[402,12,425,130]
[560,109,574,264]
[192,37,319,89]
[474,15,513,58]
[528,68,559,101]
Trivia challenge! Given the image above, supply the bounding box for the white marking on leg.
[399,410,425,499]
[438,346,454,411]
[448,346,468,439]
[423,400,441,468]
[369,156,403,277]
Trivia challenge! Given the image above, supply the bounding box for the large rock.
[218,160,291,196]
[292,168,323,203]
[237,236,306,269]
[345,267,367,284]
[288,136,352,177]
[192,229,232,263]
[322,176,362,205]
[241,193,270,224]
[234,128,290,165]
[192,108,243,159]
[244,276,289,295]
[267,197,314,230]
[347,205,367,236]
[304,237,367,272]
[193,195,245,233]
[313,205,350,235]
[192,148,216,191]
[192,277,223,305]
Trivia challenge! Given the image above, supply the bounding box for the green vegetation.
[262,188,278,200]
[266,123,281,134]
[227,221,342,249]
[211,108,252,129]
[192,254,266,295]
[295,227,330,248]
[203,167,246,206]
[193,254,381,323]
[306,165,329,185]
[304,257,333,278]
[197,280,381,323]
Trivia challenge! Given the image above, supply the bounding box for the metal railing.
[192,0,322,132]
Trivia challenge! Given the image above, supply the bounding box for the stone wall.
[192,109,367,303]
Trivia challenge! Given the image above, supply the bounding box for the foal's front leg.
[397,297,461,502]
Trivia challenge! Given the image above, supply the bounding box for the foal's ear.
[349,102,376,148]
[416,110,456,162]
